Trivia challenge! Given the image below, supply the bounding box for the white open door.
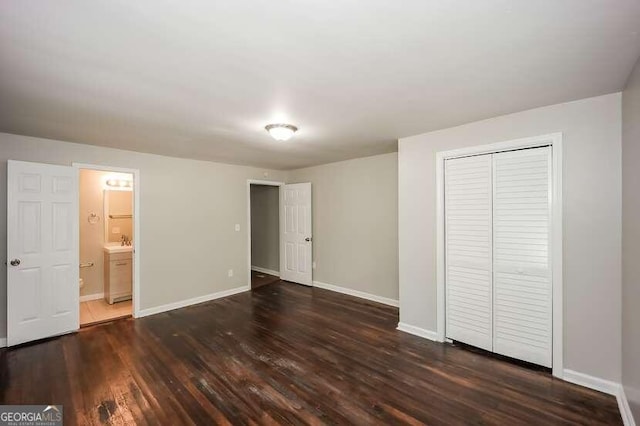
[7,160,79,346]
[280,183,312,286]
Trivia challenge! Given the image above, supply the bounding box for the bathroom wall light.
[105,178,133,191]
[265,123,298,141]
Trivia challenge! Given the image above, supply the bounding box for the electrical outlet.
[234,224,240,232]
[312,261,316,269]
[228,269,233,277]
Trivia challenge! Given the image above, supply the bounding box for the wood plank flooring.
[251,270,280,289]
[0,281,622,425]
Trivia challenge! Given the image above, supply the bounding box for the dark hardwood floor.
[251,270,280,289]
[0,281,622,425]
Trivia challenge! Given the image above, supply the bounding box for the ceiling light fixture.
[265,123,298,141]
[105,178,133,191]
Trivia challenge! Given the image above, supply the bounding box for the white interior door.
[7,160,79,346]
[444,154,493,351]
[492,147,552,367]
[280,183,312,285]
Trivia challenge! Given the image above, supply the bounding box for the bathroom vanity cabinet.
[104,250,133,304]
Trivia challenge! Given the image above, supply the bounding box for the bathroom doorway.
[75,164,140,326]
[247,180,283,289]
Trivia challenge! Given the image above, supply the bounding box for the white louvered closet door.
[492,147,552,367]
[445,154,493,351]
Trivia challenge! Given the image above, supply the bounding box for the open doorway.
[247,180,283,289]
[77,165,138,326]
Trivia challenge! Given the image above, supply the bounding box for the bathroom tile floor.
[80,299,132,326]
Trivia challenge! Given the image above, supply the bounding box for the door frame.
[435,132,563,378]
[73,163,141,318]
[246,179,285,289]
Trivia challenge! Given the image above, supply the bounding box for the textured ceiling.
[1,1,639,169]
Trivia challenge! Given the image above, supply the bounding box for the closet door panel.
[492,147,552,367]
[445,154,493,351]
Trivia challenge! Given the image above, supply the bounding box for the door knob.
[305,237,312,242]
[10,259,21,266]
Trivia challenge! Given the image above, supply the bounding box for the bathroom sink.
[103,242,133,254]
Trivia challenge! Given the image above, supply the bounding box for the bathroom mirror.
[103,189,134,243]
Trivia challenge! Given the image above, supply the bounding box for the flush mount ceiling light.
[265,123,298,141]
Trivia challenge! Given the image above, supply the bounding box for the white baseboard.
[563,369,620,395]
[312,280,399,307]
[137,285,249,318]
[79,292,104,302]
[251,266,280,277]
[0,337,6,348]
[396,322,441,342]
[618,386,636,426]
[563,369,635,426]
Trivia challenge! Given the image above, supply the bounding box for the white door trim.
[73,163,141,319]
[435,132,563,378]
[247,179,285,288]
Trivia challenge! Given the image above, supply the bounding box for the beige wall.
[289,153,399,300]
[0,132,287,339]
[250,185,279,272]
[79,169,108,297]
[105,189,133,243]
[399,93,622,382]
[622,57,640,420]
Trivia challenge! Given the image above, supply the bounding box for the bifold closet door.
[444,154,493,351]
[492,147,552,367]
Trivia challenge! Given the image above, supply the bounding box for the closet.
[444,146,552,367]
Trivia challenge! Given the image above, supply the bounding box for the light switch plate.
[228,269,234,277]
[235,224,240,231]
[112,227,121,234]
